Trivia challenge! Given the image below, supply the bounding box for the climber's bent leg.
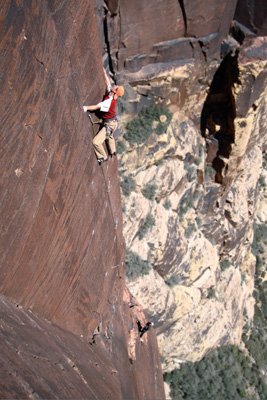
[93,126,108,160]
[106,120,118,155]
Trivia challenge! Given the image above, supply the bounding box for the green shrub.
[141,183,157,200]
[205,165,215,178]
[185,164,196,182]
[195,216,202,227]
[163,198,172,210]
[124,105,172,144]
[259,175,266,188]
[116,140,126,154]
[178,192,194,218]
[243,222,267,371]
[220,259,231,271]
[125,250,151,280]
[252,223,267,273]
[120,175,136,197]
[154,158,164,167]
[207,287,216,299]
[252,223,267,256]
[165,275,180,287]
[184,223,196,238]
[195,144,205,166]
[192,189,202,208]
[137,213,155,240]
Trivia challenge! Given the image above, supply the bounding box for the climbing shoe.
[97,158,107,165]
[110,152,116,158]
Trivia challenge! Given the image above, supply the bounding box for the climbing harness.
[105,123,115,139]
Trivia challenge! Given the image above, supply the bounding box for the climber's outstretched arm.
[103,67,112,92]
[82,67,112,112]
[83,103,101,112]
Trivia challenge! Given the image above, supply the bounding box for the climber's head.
[112,85,125,98]
[116,86,124,97]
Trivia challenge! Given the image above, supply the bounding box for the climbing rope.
[87,112,100,126]
[86,111,121,260]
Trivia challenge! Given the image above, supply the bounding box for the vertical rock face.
[0,1,165,398]
[1,0,110,337]
[235,0,267,35]
[95,0,238,79]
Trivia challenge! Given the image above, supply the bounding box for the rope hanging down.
[87,111,119,237]
[86,110,121,275]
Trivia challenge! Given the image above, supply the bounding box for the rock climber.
[137,320,154,338]
[83,68,124,165]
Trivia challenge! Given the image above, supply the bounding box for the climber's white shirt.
[99,96,112,112]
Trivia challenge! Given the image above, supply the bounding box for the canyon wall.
[0,1,164,398]
[119,42,267,370]
[95,0,267,372]
[1,0,266,397]
[235,0,267,35]
[96,0,238,80]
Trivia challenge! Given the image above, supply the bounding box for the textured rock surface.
[0,1,165,398]
[235,0,267,35]
[0,295,122,399]
[1,0,267,397]
[118,34,267,371]
[95,0,238,81]
[1,0,108,336]
[0,291,165,399]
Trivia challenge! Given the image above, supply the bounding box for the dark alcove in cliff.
[201,52,240,183]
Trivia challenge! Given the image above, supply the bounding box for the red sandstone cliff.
[0,1,164,398]
[96,0,238,80]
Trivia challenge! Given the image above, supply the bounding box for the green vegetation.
[184,222,196,238]
[120,175,136,197]
[220,259,231,271]
[124,105,172,144]
[252,223,267,269]
[207,287,216,299]
[163,198,172,210]
[125,250,151,280]
[165,221,267,400]
[195,216,202,227]
[262,151,267,169]
[243,223,267,371]
[185,164,196,182]
[164,345,267,400]
[165,275,180,287]
[178,191,194,218]
[259,175,266,188]
[192,188,202,207]
[154,158,164,167]
[178,189,202,219]
[137,213,155,240]
[116,140,126,154]
[195,144,205,166]
[178,186,202,219]
[205,164,215,178]
[141,183,157,200]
